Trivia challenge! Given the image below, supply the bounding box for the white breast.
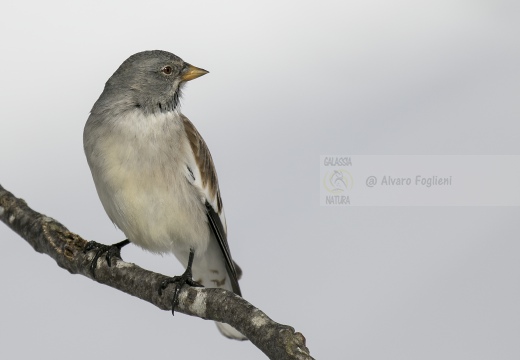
[84,109,210,255]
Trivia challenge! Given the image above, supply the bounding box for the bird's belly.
[109,184,209,255]
[93,145,210,255]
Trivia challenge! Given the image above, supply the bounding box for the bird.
[83,50,246,340]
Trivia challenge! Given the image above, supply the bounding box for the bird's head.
[96,50,208,115]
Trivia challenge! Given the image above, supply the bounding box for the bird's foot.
[158,270,203,315]
[84,239,130,277]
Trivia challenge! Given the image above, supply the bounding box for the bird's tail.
[213,261,247,340]
[216,322,247,340]
[192,244,247,340]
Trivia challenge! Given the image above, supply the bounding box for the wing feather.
[182,115,241,295]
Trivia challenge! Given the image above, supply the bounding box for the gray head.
[92,50,208,116]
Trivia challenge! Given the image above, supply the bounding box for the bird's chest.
[89,112,208,253]
[98,114,185,192]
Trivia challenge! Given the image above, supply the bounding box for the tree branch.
[0,184,313,360]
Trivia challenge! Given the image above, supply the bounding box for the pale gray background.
[1,1,519,359]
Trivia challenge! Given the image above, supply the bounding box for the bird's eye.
[161,66,173,75]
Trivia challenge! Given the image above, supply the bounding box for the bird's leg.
[84,239,131,277]
[158,248,203,315]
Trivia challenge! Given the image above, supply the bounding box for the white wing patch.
[181,116,227,231]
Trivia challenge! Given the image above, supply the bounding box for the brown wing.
[182,115,241,294]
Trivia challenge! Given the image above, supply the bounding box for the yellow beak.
[181,64,209,81]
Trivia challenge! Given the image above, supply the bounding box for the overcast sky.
[1,1,519,359]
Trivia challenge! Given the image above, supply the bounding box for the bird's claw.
[158,273,203,315]
[84,239,129,278]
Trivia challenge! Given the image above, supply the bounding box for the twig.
[0,184,313,360]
